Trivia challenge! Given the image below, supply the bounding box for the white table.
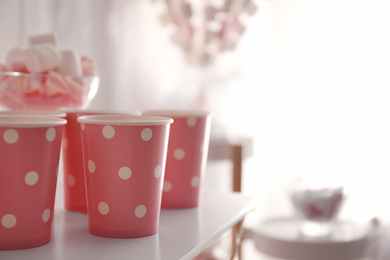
[244,218,371,260]
[0,192,255,260]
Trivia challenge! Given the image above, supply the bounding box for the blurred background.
[1,0,390,258]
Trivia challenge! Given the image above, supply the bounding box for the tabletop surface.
[0,192,255,260]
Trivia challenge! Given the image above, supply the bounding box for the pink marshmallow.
[58,50,82,76]
[80,56,96,76]
[24,44,61,73]
[24,74,45,94]
[46,71,71,96]
[27,32,57,47]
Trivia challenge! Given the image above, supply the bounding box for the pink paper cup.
[0,116,66,250]
[77,115,173,238]
[60,109,129,213]
[142,110,212,208]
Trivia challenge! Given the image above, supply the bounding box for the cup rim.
[0,116,67,127]
[0,110,66,118]
[77,115,174,125]
[141,109,211,117]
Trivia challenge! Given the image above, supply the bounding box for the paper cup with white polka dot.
[60,109,130,213]
[77,114,173,238]
[0,116,66,250]
[142,110,212,208]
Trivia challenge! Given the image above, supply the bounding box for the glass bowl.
[0,71,99,111]
[287,176,346,237]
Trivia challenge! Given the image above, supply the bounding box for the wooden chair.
[207,137,253,260]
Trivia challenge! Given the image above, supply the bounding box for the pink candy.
[0,32,97,110]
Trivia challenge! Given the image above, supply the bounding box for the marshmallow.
[58,50,82,76]
[23,74,45,94]
[5,47,25,67]
[24,44,61,73]
[27,32,57,47]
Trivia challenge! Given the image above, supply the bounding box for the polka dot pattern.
[62,137,69,149]
[118,166,132,180]
[191,176,199,187]
[141,128,153,141]
[88,160,96,173]
[135,205,147,218]
[174,148,185,160]
[163,181,172,192]
[98,202,109,215]
[46,127,56,142]
[3,129,18,144]
[68,175,76,186]
[102,125,115,139]
[25,171,39,186]
[42,209,51,223]
[1,214,16,229]
[187,116,197,127]
[154,165,162,178]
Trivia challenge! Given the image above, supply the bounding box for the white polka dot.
[98,202,109,215]
[42,209,51,223]
[141,128,153,141]
[154,165,162,178]
[191,176,200,187]
[135,205,147,218]
[62,137,68,149]
[118,166,132,180]
[88,160,96,173]
[174,148,185,160]
[46,127,56,142]
[163,181,172,192]
[3,129,18,144]
[81,124,86,130]
[68,175,76,186]
[25,171,39,186]
[102,125,115,139]
[1,214,16,228]
[187,116,197,127]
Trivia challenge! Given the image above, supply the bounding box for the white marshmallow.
[24,44,61,73]
[5,47,25,67]
[27,32,57,47]
[58,50,82,76]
